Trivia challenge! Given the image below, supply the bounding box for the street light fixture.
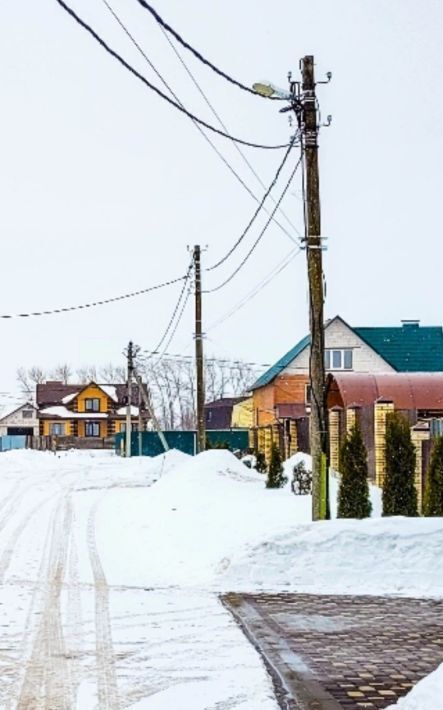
[252,81,292,100]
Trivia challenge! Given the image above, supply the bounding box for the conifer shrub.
[291,461,312,495]
[423,436,443,516]
[383,412,418,516]
[266,443,287,489]
[255,450,267,474]
[337,426,372,518]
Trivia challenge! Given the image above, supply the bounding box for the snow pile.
[386,662,443,709]
[95,449,443,598]
[223,516,443,596]
[97,449,311,588]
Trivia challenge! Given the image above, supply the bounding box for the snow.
[62,392,79,404]
[0,447,441,708]
[39,405,108,418]
[99,385,118,402]
[386,662,443,709]
[117,405,139,415]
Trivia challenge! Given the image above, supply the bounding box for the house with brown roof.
[37,381,149,443]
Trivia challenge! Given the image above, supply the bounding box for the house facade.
[0,402,39,437]
[251,317,443,427]
[36,381,148,441]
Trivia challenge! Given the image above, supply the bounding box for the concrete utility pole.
[300,56,329,520]
[125,340,134,458]
[193,245,206,453]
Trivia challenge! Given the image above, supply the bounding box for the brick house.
[251,316,443,428]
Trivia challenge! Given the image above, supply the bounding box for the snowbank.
[386,662,443,709]
[95,449,443,598]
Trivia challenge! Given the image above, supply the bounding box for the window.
[85,398,100,412]
[325,349,353,371]
[22,409,33,419]
[85,422,100,437]
[50,423,65,436]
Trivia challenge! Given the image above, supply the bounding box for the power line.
[204,152,303,293]
[156,22,299,237]
[133,0,285,101]
[207,137,299,272]
[0,274,186,319]
[206,246,302,332]
[101,0,298,245]
[55,0,289,151]
[144,261,193,360]
[138,350,272,369]
[142,283,192,368]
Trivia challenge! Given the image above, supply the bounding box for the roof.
[251,319,443,390]
[39,406,108,419]
[251,334,311,390]
[37,382,139,407]
[205,397,249,408]
[354,325,443,371]
[0,401,37,422]
[328,372,443,410]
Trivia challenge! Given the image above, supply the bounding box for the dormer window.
[325,349,353,371]
[85,398,100,412]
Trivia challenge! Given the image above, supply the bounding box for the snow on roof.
[99,385,118,402]
[0,401,37,422]
[117,405,139,416]
[62,392,79,404]
[39,406,107,419]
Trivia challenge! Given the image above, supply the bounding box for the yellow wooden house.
[37,381,146,441]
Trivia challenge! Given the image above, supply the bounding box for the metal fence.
[0,435,27,452]
[115,429,249,457]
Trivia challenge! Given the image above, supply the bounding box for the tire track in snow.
[0,494,54,584]
[16,495,73,710]
[88,498,120,709]
[66,506,83,705]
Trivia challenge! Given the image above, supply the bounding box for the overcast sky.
[1,0,443,404]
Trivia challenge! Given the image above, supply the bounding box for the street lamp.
[252,81,292,100]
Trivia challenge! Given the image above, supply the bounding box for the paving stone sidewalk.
[222,593,443,710]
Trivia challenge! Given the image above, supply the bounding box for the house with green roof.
[251,316,443,426]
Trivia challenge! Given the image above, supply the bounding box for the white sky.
[1,0,443,402]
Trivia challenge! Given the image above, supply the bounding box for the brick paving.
[222,593,443,710]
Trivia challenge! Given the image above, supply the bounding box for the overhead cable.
[0,275,186,319]
[206,246,302,331]
[144,260,193,359]
[157,25,299,236]
[101,0,298,244]
[133,0,284,101]
[55,0,288,150]
[204,152,303,293]
[207,137,300,272]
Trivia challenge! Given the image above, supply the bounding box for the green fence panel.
[115,429,249,457]
[115,431,196,457]
[206,429,249,451]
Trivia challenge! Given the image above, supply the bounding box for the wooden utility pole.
[193,245,206,453]
[300,56,329,520]
[125,340,134,458]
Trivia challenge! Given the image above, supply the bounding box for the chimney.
[401,319,420,329]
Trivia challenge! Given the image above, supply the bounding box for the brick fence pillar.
[374,400,395,488]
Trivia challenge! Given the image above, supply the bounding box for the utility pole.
[193,245,206,453]
[300,56,329,520]
[125,341,134,458]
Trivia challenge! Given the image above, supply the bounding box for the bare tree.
[76,365,98,384]
[51,363,72,384]
[137,355,255,431]
[16,366,48,400]
[100,363,126,383]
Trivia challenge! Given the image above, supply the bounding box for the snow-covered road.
[0,451,278,710]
